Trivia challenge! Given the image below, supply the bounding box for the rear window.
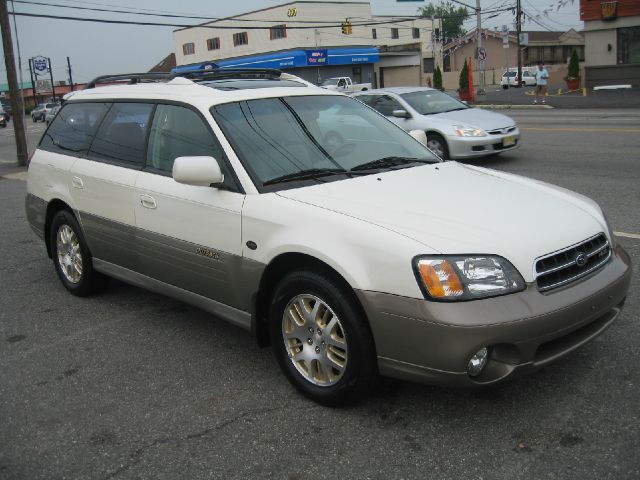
[40,102,109,156]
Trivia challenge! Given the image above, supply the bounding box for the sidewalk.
[449,85,640,109]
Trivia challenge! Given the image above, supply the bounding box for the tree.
[433,65,443,90]
[420,1,469,42]
[567,49,580,79]
[459,59,469,91]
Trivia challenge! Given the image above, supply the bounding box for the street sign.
[33,56,49,76]
[478,47,487,61]
[519,32,529,46]
[36,79,52,93]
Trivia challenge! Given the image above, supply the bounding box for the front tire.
[269,270,377,406]
[49,210,106,296]
[426,133,449,160]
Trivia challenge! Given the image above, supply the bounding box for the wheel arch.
[44,199,76,258]
[252,252,371,349]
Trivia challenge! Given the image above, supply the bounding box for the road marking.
[614,231,640,240]
[521,127,640,133]
[0,172,27,181]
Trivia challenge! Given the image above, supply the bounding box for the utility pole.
[476,0,484,95]
[9,0,24,117]
[48,57,56,101]
[0,0,28,166]
[67,56,74,91]
[28,57,36,106]
[516,0,522,88]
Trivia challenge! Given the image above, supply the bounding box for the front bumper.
[356,245,631,387]
[447,128,521,159]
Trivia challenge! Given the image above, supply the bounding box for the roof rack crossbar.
[169,68,283,82]
[86,73,171,89]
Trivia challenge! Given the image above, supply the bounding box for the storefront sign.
[33,56,49,76]
[305,50,327,65]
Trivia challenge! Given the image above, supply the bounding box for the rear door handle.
[71,176,83,189]
[140,194,157,209]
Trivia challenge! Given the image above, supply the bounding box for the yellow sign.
[287,8,297,17]
[601,1,618,21]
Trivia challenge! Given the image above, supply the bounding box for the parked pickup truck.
[320,77,371,93]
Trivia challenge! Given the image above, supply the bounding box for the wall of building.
[447,37,519,72]
[173,1,438,67]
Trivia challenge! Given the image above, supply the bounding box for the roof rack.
[168,68,284,82]
[85,73,170,89]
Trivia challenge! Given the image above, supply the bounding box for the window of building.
[413,28,420,39]
[40,102,109,156]
[182,43,195,55]
[146,105,224,174]
[89,103,154,167]
[391,28,399,39]
[372,28,377,39]
[270,24,287,40]
[207,37,220,50]
[618,26,640,64]
[233,32,249,46]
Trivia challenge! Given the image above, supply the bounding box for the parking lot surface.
[1,109,639,479]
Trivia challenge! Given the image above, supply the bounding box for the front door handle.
[140,194,157,209]
[71,176,83,189]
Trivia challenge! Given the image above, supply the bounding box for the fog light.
[467,347,489,377]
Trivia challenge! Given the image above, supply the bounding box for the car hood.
[277,162,606,282]
[431,108,515,130]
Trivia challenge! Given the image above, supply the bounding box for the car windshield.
[321,79,339,86]
[504,72,517,77]
[211,95,438,191]
[400,90,469,115]
[46,103,56,108]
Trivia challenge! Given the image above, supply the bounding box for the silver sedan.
[353,87,520,160]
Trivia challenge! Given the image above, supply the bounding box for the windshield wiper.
[263,168,347,186]
[350,156,434,172]
[443,107,468,112]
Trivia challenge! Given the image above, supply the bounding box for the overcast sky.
[2,0,581,85]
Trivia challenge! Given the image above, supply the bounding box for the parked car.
[0,107,6,128]
[501,68,537,88]
[31,102,57,122]
[353,87,520,159]
[320,76,371,93]
[26,69,631,406]
[45,105,61,125]
[0,99,11,121]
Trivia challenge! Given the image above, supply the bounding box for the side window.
[88,103,154,167]
[146,104,230,178]
[40,102,109,155]
[372,95,402,116]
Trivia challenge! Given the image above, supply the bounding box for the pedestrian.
[534,62,549,105]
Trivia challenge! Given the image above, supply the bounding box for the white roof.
[64,77,340,108]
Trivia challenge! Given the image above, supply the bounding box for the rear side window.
[88,103,154,167]
[40,102,109,155]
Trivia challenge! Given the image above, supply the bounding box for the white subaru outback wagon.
[26,69,631,405]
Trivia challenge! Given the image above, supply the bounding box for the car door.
[69,102,153,270]
[133,103,246,310]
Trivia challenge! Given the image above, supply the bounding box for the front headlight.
[413,255,525,301]
[454,125,487,137]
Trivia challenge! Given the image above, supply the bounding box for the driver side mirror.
[172,156,224,187]
[392,109,411,119]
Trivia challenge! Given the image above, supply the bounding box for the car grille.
[535,233,611,292]
[487,126,516,135]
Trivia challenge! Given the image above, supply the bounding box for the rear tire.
[49,210,107,296]
[269,270,377,406]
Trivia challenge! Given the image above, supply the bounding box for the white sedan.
[353,87,520,160]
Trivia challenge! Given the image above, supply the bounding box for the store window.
[270,24,287,40]
[618,26,640,64]
[233,32,249,46]
[182,43,195,55]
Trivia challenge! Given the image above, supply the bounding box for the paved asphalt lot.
[1,110,639,479]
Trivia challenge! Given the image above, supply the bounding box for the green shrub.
[567,50,580,79]
[459,59,469,91]
[434,65,443,90]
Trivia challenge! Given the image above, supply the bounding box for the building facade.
[172,1,442,88]
[580,0,640,86]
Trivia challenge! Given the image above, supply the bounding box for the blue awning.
[172,47,379,73]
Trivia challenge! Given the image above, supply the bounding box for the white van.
[501,67,536,88]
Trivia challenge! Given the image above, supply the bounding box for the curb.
[473,104,554,109]
[0,171,27,181]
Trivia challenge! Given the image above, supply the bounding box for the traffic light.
[341,19,352,35]
[341,22,348,34]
